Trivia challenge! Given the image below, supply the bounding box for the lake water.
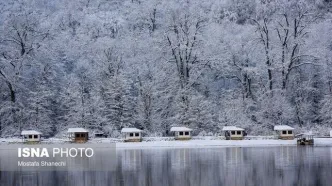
[1,146,332,186]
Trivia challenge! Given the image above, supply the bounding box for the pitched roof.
[121,128,142,133]
[222,126,245,131]
[170,127,192,132]
[67,128,89,133]
[21,130,42,135]
[274,125,294,131]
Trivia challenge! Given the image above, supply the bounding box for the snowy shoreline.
[115,139,297,149]
[1,137,331,149]
[115,138,332,149]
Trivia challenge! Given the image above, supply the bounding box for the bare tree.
[166,13,205,90]
[166,11,205,125]
[275,9,319,89]
[253,18,273,92]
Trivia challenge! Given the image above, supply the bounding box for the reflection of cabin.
[121,128,142,142]
[222,126,245,140]
[170,127,192,140]
[121,149,142,171]
[296,133,314,145]
[170,148,190,170]
[21,130,42,143]
[225,147,244,166]
[274,146,296,168]
[274,125,294,140]
[68,128,89,143]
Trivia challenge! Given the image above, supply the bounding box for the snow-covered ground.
[313,138,332,146]
[115,139,297,149]
[1,137,332,148]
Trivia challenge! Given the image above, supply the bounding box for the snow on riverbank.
[1,137,331,148]
[115,139,297,149]
[313,138,332,146]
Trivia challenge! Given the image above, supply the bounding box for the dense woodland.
[0,0,332,137]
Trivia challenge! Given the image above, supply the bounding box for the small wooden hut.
[274,125,294,140]
[170,127,192,140]
[121,128,142,142]
[222,126,245,140]
[21,130,42,143]
[68,128,89,143]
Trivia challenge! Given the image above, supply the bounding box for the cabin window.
[76,133,80,138]
[179,132,183,136]
[28,135,33,139]
[237,131,241,135]
[80,133,85,137]
[288,131,293,134]
[34,135,38,139]
[282,131,287,135]
[231,131,235,135]
[130,133,134,137]
[185,132,189,136]
[135,133,139,137]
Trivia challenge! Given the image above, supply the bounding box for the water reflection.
[1,146,332,186]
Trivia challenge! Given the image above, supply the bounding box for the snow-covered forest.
[0,0,332,137]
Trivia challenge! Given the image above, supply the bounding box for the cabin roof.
[67,128,89,133]
[121,128,142,133]
[274,125,294,131]
[21,130,42,135]
[222,126,244,131]
[170,127,192,132]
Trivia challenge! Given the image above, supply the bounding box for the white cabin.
[21,130,42,142]
[68,128,89,143]
[170,127,192,140]
[274,125,294,140]
[121,128,142,142]
[222,126,245,140]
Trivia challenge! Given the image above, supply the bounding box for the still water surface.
[1,146,332,186]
